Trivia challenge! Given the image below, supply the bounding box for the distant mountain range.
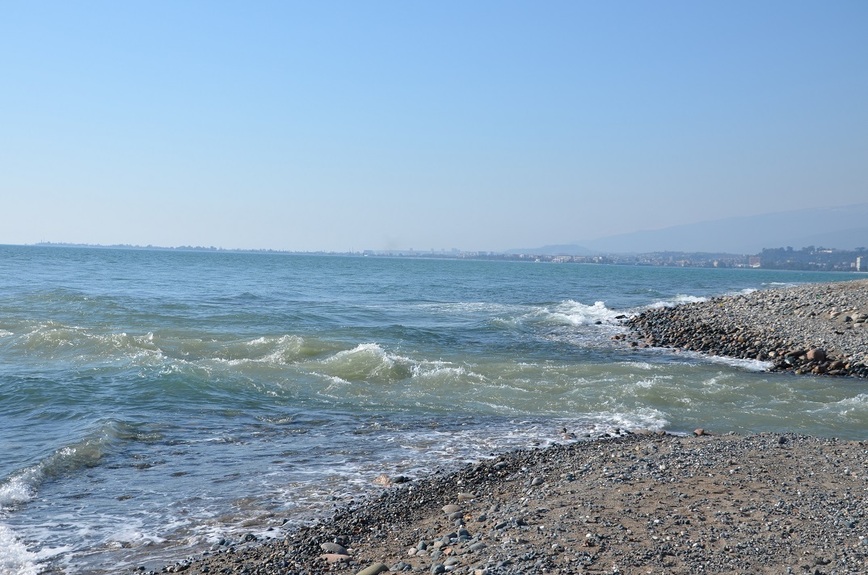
[513,203,868,256]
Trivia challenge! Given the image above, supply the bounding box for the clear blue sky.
[2,1,866,252]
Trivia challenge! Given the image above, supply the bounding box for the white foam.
[323,375,351,386]
[248,334,306,364]
[632,378,658,390]
[0,524,40,575]
[419,302,524,315]
[703,355,773,372]
[1,425,126,513]
[324,343,384,362]
[826,394,868,416]
[0,474,36,508]
[620,361,654,370]
[411,361,473,380]
[649,294,708,309]
[591,408,670,432]
[107,525,167,546]
[540,300,622,326]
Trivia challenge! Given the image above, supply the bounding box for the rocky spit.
[624,279,868,378]
[140,433,867,575]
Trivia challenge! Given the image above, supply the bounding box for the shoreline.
[625,279,868,377]
[135,280,868,575]
[143,432,867,575]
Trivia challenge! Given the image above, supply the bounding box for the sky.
[2,1,867,253]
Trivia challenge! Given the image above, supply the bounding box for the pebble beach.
[143,280,868,575]
[625,279,868,378]
[146,433,867,575]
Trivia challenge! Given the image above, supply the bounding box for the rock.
[356,563,389,575]
[320,542,349,555]
[806,348,826,362]
[624,281,868,379]
[320,553,351,564]
[442,504,462,514]
[374,474,392,486]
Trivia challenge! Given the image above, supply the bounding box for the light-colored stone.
[356,563,389,575]
[320,542,348,555]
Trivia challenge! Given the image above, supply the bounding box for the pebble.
[320,542,348,555]
[319,553,350,564]
[626,279,868,378]
[356,563,389,575]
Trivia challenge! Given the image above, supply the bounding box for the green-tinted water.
[0,245,864,573]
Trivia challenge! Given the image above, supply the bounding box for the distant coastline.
[24,241,868,272]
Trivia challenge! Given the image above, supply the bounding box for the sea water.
[1,245,865,574]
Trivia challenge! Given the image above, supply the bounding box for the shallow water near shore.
[1,245,865,574]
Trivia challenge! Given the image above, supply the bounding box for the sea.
[1,244,866,574]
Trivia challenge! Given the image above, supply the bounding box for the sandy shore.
[142,280,868,575]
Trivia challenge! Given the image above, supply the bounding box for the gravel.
[624,279,868,377]
[142,433,868,575]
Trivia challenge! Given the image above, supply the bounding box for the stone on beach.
[626,279,868,377]
[319,553,350,564]
[151,433,868,575]
[320,541,349,555]
[355,563,389,575]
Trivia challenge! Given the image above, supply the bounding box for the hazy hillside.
[518,203,868,255]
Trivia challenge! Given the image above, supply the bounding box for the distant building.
[858,256,863,272]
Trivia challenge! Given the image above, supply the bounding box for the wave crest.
[0,420,131,509]
[649,294,708,309]
[537,300,622,326]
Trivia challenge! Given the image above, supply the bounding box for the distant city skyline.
[2,2,866,253]
[24,201,868,257]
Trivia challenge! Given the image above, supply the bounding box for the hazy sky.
[2,2,866,252]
